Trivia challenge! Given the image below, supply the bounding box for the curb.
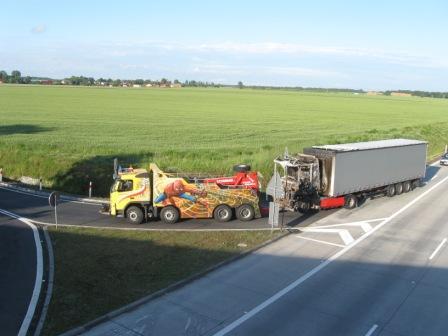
[59,229,290,336]
[0,182,107,205]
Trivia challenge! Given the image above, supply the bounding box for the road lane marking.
[294,235,345,247]
[430,173,439,181]
[365,324,378,336]
[212,175,448,336]
[301,227,354,245]
[0,185,103,205]
[0,208,43,336]
[429,238,447,260]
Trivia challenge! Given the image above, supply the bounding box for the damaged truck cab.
[269,139,427,213]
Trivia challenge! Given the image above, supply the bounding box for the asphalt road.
[0,185,334,230]
[0,214,38,335]
[83,164,448,336]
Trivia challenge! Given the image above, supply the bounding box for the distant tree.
[134,79,144,85]
[238,81,244,89]
[0,70,7,82]
[174,79,180,84]
[160,78,168,85]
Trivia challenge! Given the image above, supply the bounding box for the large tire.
[402,181,411,193]
[236,204,255,221]
[160,206,180,224]
[344,194,358,209]
[126,206,144,224]
[297,202,311,213]
[233,164,251,173]
[213,204,233,222]
[386,184,396,197]
[412,179,422,189]
[395,182,403,195]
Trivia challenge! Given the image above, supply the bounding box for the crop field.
[1,85,448,195]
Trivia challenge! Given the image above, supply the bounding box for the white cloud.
[31,24,46,34]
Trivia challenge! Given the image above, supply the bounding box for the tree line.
[1,70,447,98]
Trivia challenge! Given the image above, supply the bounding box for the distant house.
[367,91,382,96]
[391,92,412,97]
[145,83,153,87]
[133,84,141,88]
[170,83,182,88]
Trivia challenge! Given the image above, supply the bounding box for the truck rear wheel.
[126,206,144,224]
[160,206,180,224]
[344,194,358,209]
[403,181,411,193]
[213,204,232,222]
[236,204,255,221]
[386,184,396,197]
[395,182,403,195]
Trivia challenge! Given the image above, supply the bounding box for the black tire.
[395,182,403,195]
[297,202,311,213]
[412,179,422,189]
[213,204,233,222]
[236,204,255,221]
[344,194,358,209]
[386,184,396,197]
[403,181,411,193]
[126,206,144,224]
[160,206,180,224]
[233,164,251,173]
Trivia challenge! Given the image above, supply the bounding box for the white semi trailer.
[267,139,427,212]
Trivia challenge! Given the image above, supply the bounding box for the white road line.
[365,324,378,336]
[301,228,354,245]
[0,186,103,205]
[429,238,447,260]
[0,208,43,336]
[430,173,439,181]
[295,235,346,247]
[311,220,382,232]
[212,175,448,336]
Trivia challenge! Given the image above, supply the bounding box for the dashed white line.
[212,175,448,336]
[365,324,378,336]
[430,173,439,181]
[429,238,447,260]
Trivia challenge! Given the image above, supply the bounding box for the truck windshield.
[111,179,134,192]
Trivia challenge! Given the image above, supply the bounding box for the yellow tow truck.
[106,163,261,224]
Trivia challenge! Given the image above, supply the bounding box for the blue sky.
[1,0,447,90]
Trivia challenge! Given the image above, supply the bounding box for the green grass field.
[1,85,447,195]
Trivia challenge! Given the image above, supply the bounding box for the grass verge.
[42,227,281,335]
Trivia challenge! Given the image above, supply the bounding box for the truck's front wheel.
[160,206,180,224]
[126,206,144,224]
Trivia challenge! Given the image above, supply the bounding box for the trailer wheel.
[160,206,180,224]
[236,204,255,221]
[403,181,411,193]
[395,182,403,195]
[213,204,232,222]
[386,184,396,197]
[233,164,251,173]
[412,179,422,189]
[126,206,144,224]
[344,194,358,209]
